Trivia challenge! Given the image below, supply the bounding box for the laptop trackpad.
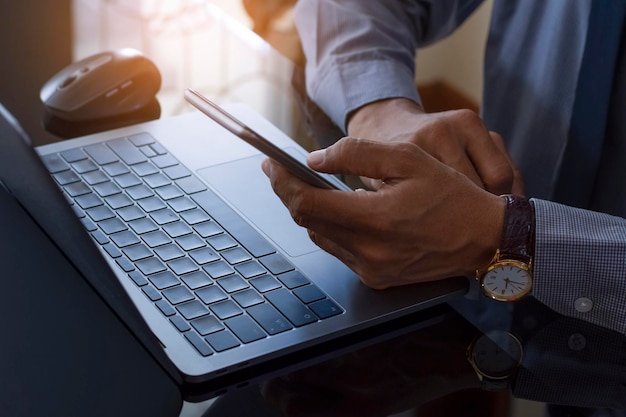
[197,154,319,257]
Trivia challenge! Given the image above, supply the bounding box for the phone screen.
[184,88,350,191]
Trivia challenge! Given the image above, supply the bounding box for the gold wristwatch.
[476,195,535,302]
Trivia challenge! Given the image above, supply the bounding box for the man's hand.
[262,137,506,289]
[347,98,524,195]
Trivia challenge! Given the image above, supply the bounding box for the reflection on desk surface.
[189,297,626,417]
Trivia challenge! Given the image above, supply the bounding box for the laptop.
[0,96,467,401]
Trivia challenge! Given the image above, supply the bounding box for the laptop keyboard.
[40,132,343,356]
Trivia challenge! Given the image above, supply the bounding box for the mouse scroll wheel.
[60,75,77,89]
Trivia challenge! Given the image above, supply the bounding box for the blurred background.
[0,0,492,147]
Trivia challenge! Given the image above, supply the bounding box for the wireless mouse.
[40,48,161,122]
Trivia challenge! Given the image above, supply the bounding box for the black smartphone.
[184,88,349,191]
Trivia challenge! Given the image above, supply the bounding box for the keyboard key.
[122,243,153,261]
[181,270,213,290]
[71,159,98,174]
[188,247,219,265]
[82,170,109,185]
[114,172,142,188]
[144,172,171,189]
[148,270,179,290]
[93,181,122,197]
[205,330,240,352]
[103,243,121,258]
[203,260,234,279]
[176,176,207,194]
[137,196,167,212]
[99,217,127,234]
[91,230,109,245]
[293,284,326,304]
[128,132,155,146]
[41,153,69,173]
[196,285,228,305]
[168,196,197,213]
[249,275,281,293]
[232,289,264,308]
[142,284,162,301]
[128,270,148,286]
[152,154,179,168]
[86,205,115,222]
[139,145,157,158]
[265,289,318,327]
[217,275,249,293]
[117,205,145,222]
[225,315,266,343]
[177,234,206,251]
[309,299,344,319]
[177,300,209,320]
[209,300,242,320]
[110,230,141,247]
[222,247,252,265]
[185,332,213,356]
[112,255,133,272]
[235,260,267,278]
[155,299,176,316]
[141,230,172,248]
[207,234,237,251]
[193,221,223,238]
[155,184,184,200]
[128,217,159,234]
[170,315,191,332]
[64,181,91,197]
[247,303,293,335]
[108,137,147,165]
[277,270,311,289]
[163,221,192,238]
[102,161,130,176]
[168,257,199,275]
[135,257,167,275]
[126,184,154,200]
[179,208,211,225]
[154,243,185,261]
[60,148,88,163]
[191,315,224,335]
[53,170,80,185]
[163,164,191,180]
[131,161,159,177]
[259,253,294,275]
[80,217,97,232]
[162,285,194,304]
[151,208,179,225]
[75,193,103,209]
[105,193,133,210]
[84,143,118,165]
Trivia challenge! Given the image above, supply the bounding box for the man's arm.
[293,0,520,195]
[294,0,484,131]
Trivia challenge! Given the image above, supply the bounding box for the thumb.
[307,137,424,182]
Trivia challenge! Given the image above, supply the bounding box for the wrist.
[347,98,425,139]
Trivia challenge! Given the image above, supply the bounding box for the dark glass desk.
[13,4,625,416]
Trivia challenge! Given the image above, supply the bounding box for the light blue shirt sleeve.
[293,0,484,131]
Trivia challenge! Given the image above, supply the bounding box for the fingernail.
[261,158,271,176]
[307,149,325,167]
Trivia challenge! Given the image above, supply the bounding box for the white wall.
[415,0,493,105]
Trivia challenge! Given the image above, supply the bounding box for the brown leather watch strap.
[500,195,535,262]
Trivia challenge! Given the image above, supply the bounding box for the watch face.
[471,331,522,379]
[482,260,532,301]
